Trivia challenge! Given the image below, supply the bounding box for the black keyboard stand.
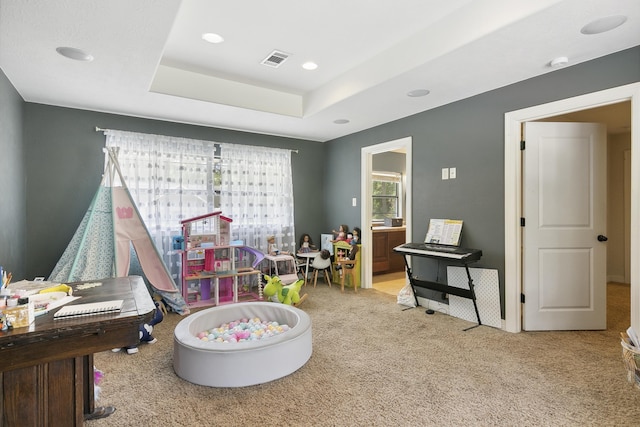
[395,244,483,331]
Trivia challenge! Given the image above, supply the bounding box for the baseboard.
[416,296,449,315]
[607,275,627,284]
[417,296,507,330]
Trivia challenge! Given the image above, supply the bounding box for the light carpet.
[89,283,640,426]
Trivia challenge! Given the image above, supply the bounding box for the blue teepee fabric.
[49,186,115,281]
[49,149,188,314]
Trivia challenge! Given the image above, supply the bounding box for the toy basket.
[621,335,640,389]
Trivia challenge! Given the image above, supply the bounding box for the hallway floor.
[373,271,405,296]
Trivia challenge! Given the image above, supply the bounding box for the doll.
[297,233,316,253]
[267,235,289,255]
[331,224,349,242]
[351,227,361,244]
[113,299,165,355]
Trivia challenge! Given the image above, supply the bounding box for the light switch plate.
[442,168,449,180]
[449,167,457,179]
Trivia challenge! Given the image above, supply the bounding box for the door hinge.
[521,293,525,303]
[520,217,525,227]
[520,140,526,150]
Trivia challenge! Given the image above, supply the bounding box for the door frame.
[361,137,413,289]
[624,149,631,284]
[504,82,640,333]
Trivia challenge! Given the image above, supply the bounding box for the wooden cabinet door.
[388,230,407,272]
[372,232,389,273]
[1,357,85,426]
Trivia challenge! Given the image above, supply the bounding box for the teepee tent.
[49,148,188,314]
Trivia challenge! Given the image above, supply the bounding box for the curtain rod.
[95,126,298,153]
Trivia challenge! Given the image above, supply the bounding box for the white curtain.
[105,130,217,278]
[219,142,296,254]
[104,130,296,274]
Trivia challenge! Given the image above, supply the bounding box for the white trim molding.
[504,82,640,333]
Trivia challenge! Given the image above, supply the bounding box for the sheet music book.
[424,219,463,246]
[54,300,124,319]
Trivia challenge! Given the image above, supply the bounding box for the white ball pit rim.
[173,302,312,387]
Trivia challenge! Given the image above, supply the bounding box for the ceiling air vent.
[261,50,290,68]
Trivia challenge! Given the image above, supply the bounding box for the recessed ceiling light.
[549,56,569,68]
[334,119,350,124]
[202,33,224,44]
[407,89,430,97]
[302,61,318,71]
[56,47,94,62]
[581,15,627,35]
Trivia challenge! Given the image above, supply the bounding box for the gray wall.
[2,46,638,314]
[21,105,325,279]
[323,46,640,312]
[0,68,26,280]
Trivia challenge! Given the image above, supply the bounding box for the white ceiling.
[0,0,638,142]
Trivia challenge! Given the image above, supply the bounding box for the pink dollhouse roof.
[180,211,233,225]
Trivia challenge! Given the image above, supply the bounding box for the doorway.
[361,137,413,291]
[504,82,639,333]
[373,271,406,296]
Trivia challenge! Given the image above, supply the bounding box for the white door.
[523,122,607,331]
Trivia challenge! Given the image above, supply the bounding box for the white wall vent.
[261,50,290,68]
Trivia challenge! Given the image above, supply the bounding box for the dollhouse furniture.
[332,242,361,291]
[311,252,332,288]
[0,276,155,425]
[320,234,334,255]
[296,251,317,284]
[180,212,264,308]
[260,253,299,285]
[173,301,312,387]
[335,257,358,292]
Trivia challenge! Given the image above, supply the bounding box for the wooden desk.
[0,276,155,426]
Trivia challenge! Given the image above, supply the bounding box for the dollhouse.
[179,211,264,307]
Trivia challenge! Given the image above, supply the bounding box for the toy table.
[296,251,319,284]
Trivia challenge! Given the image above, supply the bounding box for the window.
[372,171,402,221]
[218,143,295,253]
[104,130,296,274]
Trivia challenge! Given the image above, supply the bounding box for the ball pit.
[196,317,291,343]
[173,302,312,387]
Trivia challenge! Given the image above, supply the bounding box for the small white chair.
[311,252,332,288]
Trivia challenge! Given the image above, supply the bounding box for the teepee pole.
[107,148,121,276]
